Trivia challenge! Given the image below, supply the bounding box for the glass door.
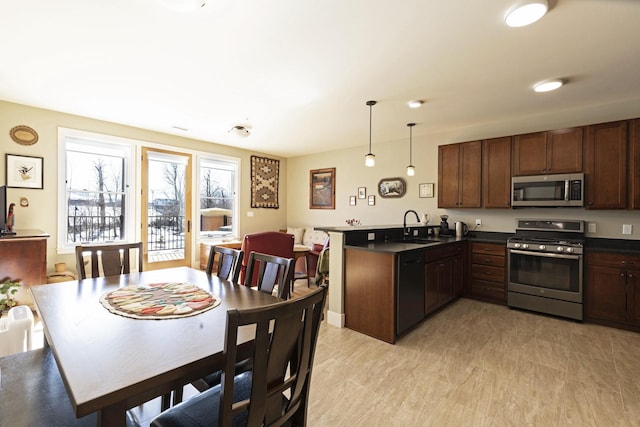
[142,147,192,270]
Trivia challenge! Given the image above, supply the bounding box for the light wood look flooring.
[309,297,640,426]
[28,280,640,425]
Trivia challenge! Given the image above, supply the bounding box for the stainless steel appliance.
[507,219,584,320]
[511,173,584,207]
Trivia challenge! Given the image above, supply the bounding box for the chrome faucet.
[403,209,421,237]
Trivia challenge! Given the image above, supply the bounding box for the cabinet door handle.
[484,259,492,263]
[484,272,492,276]
[621,261,627,264]
[621,273,626,277]
[629,274,634,278]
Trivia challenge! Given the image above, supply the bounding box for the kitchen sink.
[398,237,441,245]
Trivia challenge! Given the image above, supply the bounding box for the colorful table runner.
[100,282,220,320]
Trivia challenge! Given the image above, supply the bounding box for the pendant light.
[406,123,416,176]
[365,100,377,167]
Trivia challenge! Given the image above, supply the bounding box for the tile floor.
[309,298,640,426]
[28,281,640,426]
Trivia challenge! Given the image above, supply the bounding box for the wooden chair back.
[75,242,143,280]
[206,246,244,284]
[220,284,327,427]
[243,251,294,300]
[239,232,294,286]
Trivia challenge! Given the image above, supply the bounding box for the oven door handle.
[509,249,581,260]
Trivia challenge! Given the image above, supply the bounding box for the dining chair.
[244,251,295,300]
[239,231,294,286]
[190,251,294,394]
[75,242,143,280]
[206,246,244,284]
[150,284,328,427]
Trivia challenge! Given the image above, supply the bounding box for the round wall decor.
[10,125,39,145]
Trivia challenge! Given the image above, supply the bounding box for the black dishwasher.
[397,250,425,335]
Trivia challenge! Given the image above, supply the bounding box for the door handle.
[187,220,191,233]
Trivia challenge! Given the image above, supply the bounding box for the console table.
[0,229,49,307]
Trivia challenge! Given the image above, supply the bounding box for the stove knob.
[522,244,529,249]
[557,246,564,252]
[566,247,574,253]
[539,245,546,250]
[514,243,521,249]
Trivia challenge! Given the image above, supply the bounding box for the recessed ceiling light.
[533,79,563,92]
[408,100,424,109]
[505,1,548,27]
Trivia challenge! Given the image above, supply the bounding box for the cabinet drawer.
[471,264,505,283]
[471,253,505,267]
[424,243,464,263]
[471,242,505,257]
[587,252,640,269]
[470,279,505,300]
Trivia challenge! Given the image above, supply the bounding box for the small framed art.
[368,195,376,206]
[358,187,366,199]
[6,154,44,189]
[419,183,434,198]
[349,196,356,206]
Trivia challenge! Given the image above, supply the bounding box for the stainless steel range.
[507,219,585,320]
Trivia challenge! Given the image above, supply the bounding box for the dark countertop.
[344,232,511,254]
[586,237,640,254]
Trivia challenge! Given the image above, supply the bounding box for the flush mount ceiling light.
[533,79,563,92]
[365,100,377,167]
[505,0,548,27]
[229,125,250,137]
[406,123,416,176]
[408,100,424,109]
[158,0,206,12]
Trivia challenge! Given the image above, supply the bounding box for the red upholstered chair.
[239,231,294,286]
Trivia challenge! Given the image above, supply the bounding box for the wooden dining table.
[30,266,280,426]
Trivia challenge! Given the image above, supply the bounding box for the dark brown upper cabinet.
[438,141,482,208]
[584,121,628,209]
[482,137,512,208]
[512,128,583,176]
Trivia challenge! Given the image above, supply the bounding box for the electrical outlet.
[413,229,419,236]
[367,232,375,241]
[587,223,597,233]
[475,218,482,227]
[623,224,632,235]
[247,211,254,217]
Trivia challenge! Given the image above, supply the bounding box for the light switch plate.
[623,224,632,235]
[367,232,375,241]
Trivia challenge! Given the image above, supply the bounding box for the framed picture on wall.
[6,154,44,189]
[378,177,406,198]
[349,195,356,206]
[357,187,366,199]
[419,183,434,198]
[309,167,336,209]
[368,195,375,206]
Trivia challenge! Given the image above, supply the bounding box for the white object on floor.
[0,305,34,357]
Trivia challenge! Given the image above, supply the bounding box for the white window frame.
[57,128,136,254]
[196,153,240,242]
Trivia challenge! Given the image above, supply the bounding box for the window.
[199,157,238,240]
[58,129,134,251]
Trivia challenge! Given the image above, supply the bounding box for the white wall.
[287,129,640,239]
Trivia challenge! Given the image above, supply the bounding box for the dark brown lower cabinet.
[424,242,464,315]
[467,242,506,304]
[586,252,640,331]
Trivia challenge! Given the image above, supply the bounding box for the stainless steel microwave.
[511,173,584,207]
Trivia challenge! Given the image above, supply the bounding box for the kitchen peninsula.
[318,225,509,344]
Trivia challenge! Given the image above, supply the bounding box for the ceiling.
[1,0,639,158]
